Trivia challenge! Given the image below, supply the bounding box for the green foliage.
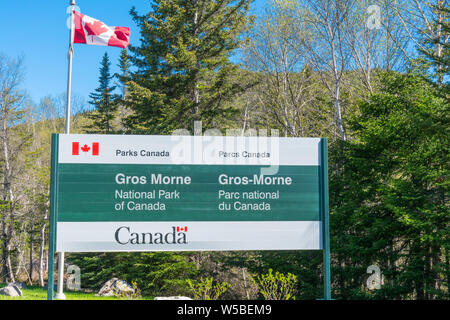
[67,252,198,297]
[330,71,449,299]
[114,49,132,132]
[125,0,254,134]
[116,49,131,89]
[186,277,230,300]
[86,52,119,134]
[239,251,322,300]
[419,3,449,86]
[113,281,142,300]
[251,269,298,300]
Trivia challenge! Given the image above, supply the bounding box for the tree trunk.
[435,0,444,84]
[1,109,16,283]
[191,3,201,130]
[432,245,441,297]
[2,236,15,283]
[446,248,450,296]
[242,268,250,300]
[29,218,34,285]
[1,223,9,281]
[5,253,15,283]
[38,205,48,287]
[327,14,346,141]
[15,246,24,278]
[334,82,346,141]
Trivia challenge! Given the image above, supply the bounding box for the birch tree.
[341,0,411,92]
[296,0,353,141]
[389,0,448,82]
[0,54,27,283]
[242,0,331,137]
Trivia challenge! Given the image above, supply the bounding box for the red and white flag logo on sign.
[72,142,99,156]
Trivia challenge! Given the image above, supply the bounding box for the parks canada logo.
[114,226,188,245]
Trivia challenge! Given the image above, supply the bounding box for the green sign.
[47,133,331,299]
[57,164,320,222]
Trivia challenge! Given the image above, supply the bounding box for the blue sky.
[0,1,150,104]
[0,0,262,106]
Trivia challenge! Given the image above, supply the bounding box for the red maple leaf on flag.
[84,19,108,36]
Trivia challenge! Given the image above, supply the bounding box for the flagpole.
[54,0,76,301]
[65,0,75,135]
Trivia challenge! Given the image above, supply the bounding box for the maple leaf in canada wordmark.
[81,144,91,153]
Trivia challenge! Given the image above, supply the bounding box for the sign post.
[320,139,331,300]
[47,134,59,300]
[47,134,331,299]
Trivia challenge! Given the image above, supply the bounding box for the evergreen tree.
[116,49,131,99]
[330,71,449,299]
[125,0,254,134]
[87,52,119,134]
[68,252,198,296]
[115,49,132,132]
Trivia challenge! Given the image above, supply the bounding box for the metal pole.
[55,252,66,299]
[65,0,76,135]
[47,134,59,300]
[55,0,76,300]
[320,138,331,300]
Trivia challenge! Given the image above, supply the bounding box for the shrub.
[186,277,230,300]
[251,269,297,300]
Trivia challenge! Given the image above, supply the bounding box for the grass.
[0,284,153,300]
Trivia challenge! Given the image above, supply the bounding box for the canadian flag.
[73,11,130,49]
[72,142,99,156]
